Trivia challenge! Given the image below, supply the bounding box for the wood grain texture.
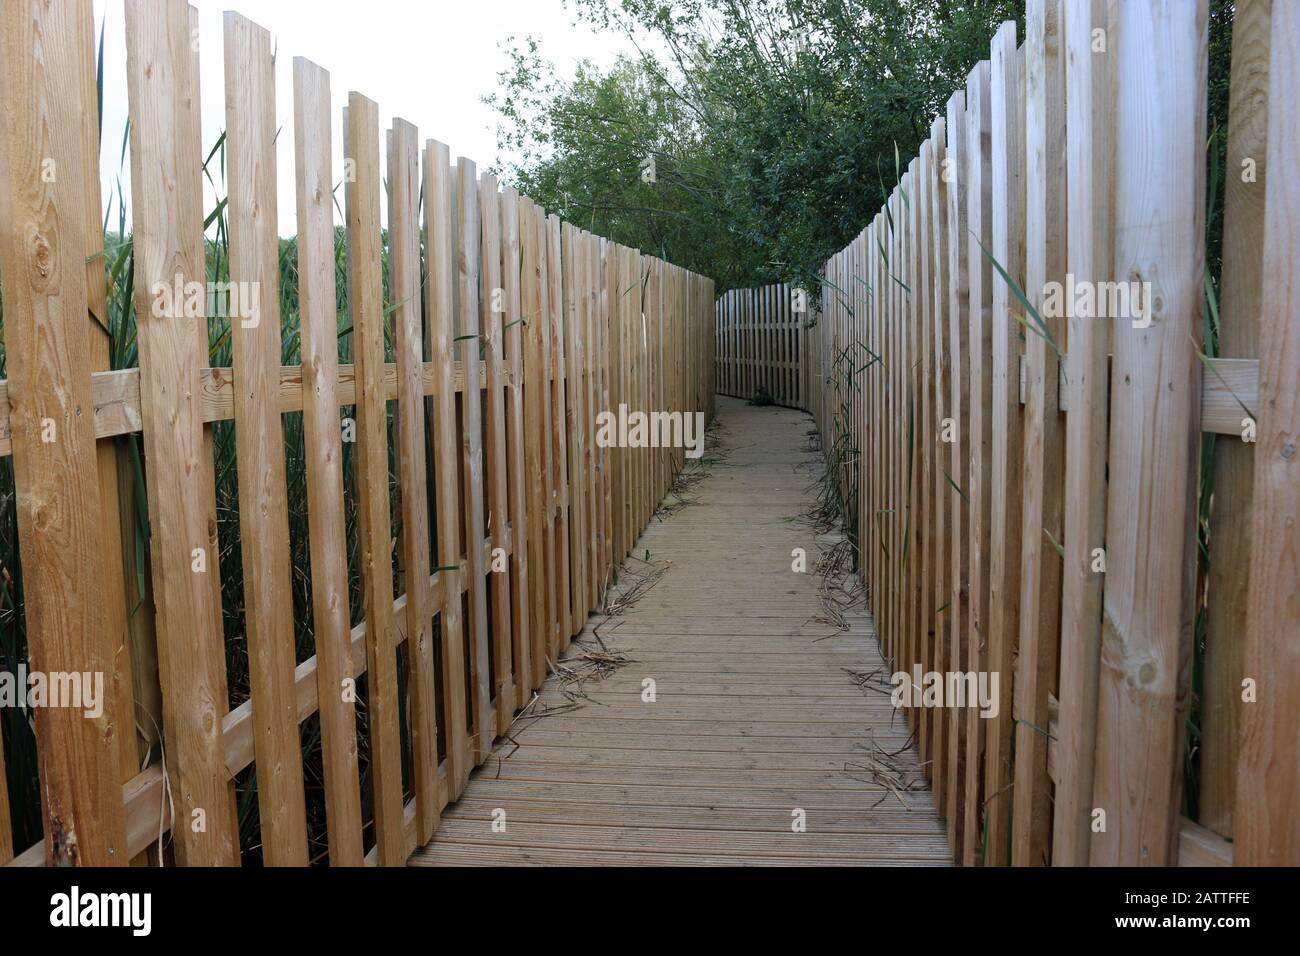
[389,117,439,845]
[413,399,948,867]
[423,139,471,799]
[1236,0,1298,866]
[0,0,127,866]
[1202,0,1269,840]
[547,213,573,655]
[1092,0,1206,867]
[122,0,237,866]
[223,12,308,866]
[984,23,1024,866]
[292,56,364,866]
[944,89,970,863]
[963,62,992,866]
[344,91,405,866]
[478,174,514,730]
[1052,0,1114,866]
[75,0,139,808]
[456,158,493,763]
[1012,0,1067,867]
[500,187,533,705]
[927,116,951,820]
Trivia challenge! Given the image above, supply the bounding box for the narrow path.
[412,396,949,865]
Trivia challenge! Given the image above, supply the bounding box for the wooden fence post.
[1092,0,1206,867]
[0,0,128,866]
[1236,0,1298,866]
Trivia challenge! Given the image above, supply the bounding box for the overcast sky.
[94,0,641,235]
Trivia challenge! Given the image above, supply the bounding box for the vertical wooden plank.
[424,139,470,798]
[532,203,558,679]
[609,245,625,565]
[601,240,614,580]
[945,88,971,862]
[563,223,589,629]
[907,161,922,742]
[1012,0,1068,867]
[521,198,549,692]
[0,0,127,865]
[122,0,238,867]
[963,62,992,866]
[626,246,640,542]
[388,117,438,845]
[479,175,514,728]
[983,23,1025,867]
[928,115,951,817]
[75,0,139,805]
[500,187,532,702]
[1235,0,1297,866]
[894,192,906,672]
[1053,0,1115,865]
[628,248,642,542]
[1092,0,1206,867]
[885,197,898,666]
[586,234,602,594]
[625,246,637,553]
[631,251,647,535]
[455,158,493,759]
[591,235,605,593]
[917,141,935,775]
[1201,0,1270,840]
[346,92,405,864]
[548,214,573,651]
[223,12,307,866]
[293,56,364,866]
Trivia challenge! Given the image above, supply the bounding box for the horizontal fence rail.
[800,0,1297,867]
[713,284,808,409]
[0,0,714,866]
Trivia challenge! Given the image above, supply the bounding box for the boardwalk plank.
[414,398,947,866]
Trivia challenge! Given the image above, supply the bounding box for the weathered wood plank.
[479,175,515,730]
[1012,0,1067,867]
[984,23,1024,866]
[344,91,405,866]
[963,63,992,866]
[292,56,364,866]
[1236,0,1299,866]
[1201,0,1269,840]
[0,0,128,866]
[500,187,532,704]
[547,213,573,654]
[1092,0,1206,867]
[122,0,238,866]
[1052,0,1114,866]
[389,117,439,846]
[423,139,471,798]
[944,89,970,863]
[457,158,493,762]
[223,12,309,866]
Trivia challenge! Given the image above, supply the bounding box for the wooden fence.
[0,0,714,866]
[714,284,808,408]
[801,0,1297,866]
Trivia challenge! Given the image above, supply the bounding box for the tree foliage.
[488,0,1025,291]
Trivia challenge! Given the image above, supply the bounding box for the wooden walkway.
[412,397,950,866]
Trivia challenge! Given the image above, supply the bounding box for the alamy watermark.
[890,666,1000,719]
[0,666,104,719]
[50,886,151,936]
[151,274,260,326]
[1041,273,1153,328]
[595,404,706,459]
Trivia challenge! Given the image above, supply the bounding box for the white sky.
[94,0,642,236]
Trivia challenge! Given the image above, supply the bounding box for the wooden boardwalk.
[412,397,950,866]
